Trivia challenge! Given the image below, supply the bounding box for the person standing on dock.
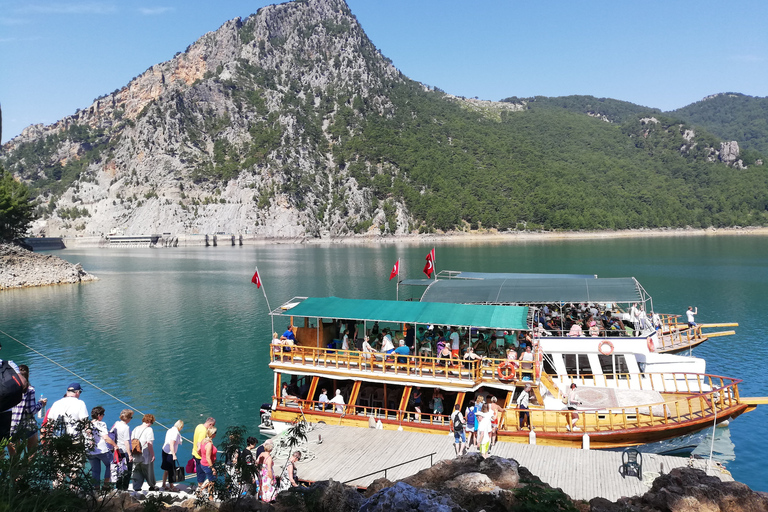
[8,364,46,456]
[516,384,532,431]
[131,414,157,491]
[45,382,87,436]
[686,306,698,328]
[192,417,216,488]
[449,404,466,456]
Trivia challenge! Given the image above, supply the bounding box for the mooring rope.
[0,327,193,443]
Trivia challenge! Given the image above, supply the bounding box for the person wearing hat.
[45,382,88,436]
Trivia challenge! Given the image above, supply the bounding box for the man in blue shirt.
[393,339,410,364]
[280,325,296,342]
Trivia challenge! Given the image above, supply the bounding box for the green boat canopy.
[419,277,645,305]
[272,297,529,330]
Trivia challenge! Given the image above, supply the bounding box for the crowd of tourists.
[0,351,299,503]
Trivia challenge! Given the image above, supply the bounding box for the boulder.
[273,479,364,512]
[360,481,461,512]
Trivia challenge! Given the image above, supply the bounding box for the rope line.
[0,327,193,444]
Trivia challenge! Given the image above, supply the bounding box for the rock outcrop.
[275,455,766,512]
[0,243,98,290]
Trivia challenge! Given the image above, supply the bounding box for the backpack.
[466,406,476,426]
[452,412,463,432]
[0,360,26,411]
[131,426,147,455]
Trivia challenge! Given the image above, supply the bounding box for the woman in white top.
[111,409,134,490]
[161,419,184,491]
[475,403,494,457]
[361,336,375,364]
[88,406,117,488]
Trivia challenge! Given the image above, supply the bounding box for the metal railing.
[343,452,437,484]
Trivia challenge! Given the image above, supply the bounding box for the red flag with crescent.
[389,259,400,281]
[251,269,262,288]
[423,248,435,277]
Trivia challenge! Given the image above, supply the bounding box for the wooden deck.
[273,424,733,502]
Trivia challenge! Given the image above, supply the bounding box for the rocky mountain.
[671,92,768,161]
[2,0,767,238]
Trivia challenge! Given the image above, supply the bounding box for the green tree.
[0,166,36,241]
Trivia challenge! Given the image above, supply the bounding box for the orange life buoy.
[598,340,614,356]
[497,360,518,381]
[647,337,656,352]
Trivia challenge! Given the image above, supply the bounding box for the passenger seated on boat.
[588,320,600,337]
[361,336,376,361]
[329,389,345,414]
[544,317,558,335]
[534,323,549,337]
[280,325,296,343]
[567,321,583,337]
[281,383,299,406]
[381,331,395,354]
[437,343,453,366]
[463,346,484,368]
[418,336,433,356]
[519,345,534,379]
[317,388,329,411]
[394,339,411,363]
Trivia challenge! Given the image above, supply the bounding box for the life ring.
[497,360,518,381]
[647,337,656,353]
[598,340,614,356]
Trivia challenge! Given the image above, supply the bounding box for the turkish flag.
[423,258,434,278]
[427,248,435,263]
[251,269,261,288]
[389,259,400,281]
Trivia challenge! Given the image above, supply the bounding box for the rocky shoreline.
[0,243,98,290]
[96,454,767,512]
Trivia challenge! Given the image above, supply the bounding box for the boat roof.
[419,277,644,305]
[400,271,596,287]
[271,296,529,330]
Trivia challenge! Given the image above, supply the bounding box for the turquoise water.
[1,235,766,491]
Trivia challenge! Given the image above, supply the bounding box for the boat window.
[597,354,629,377]
[542,354,557,375]
[563,354,591,375]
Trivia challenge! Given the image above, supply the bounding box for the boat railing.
[270,345,544,387]
[271,372,743,435]
[550,371,739,395]
[271,345,486,383]
[657,315,703,349]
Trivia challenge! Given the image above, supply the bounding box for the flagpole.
[396,259,400,301]
[432,247,436,281]
[255,265,274,335]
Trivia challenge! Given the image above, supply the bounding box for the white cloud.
[19,3,117,15]
[0,17,28,26]
[730,55,764,63]
[138,6,174,15]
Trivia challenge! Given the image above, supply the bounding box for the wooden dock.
[272,424,733,502]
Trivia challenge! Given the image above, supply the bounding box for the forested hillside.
[1,0,767,238]
[671,93,768,163]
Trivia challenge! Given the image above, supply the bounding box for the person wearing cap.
[45,382,88,436]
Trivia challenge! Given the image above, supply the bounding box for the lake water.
[1,235,766,491]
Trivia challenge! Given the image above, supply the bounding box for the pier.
[275,424,733,502]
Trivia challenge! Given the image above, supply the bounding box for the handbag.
[185,458,196,474]
[173,460,186,483]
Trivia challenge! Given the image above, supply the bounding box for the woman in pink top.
[198,427,218,498]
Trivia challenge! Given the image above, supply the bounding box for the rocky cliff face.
[2,0,406,239]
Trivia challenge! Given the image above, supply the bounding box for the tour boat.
[259,296,764,451]
[400,271,738,354]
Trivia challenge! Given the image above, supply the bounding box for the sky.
[1,0,767,144]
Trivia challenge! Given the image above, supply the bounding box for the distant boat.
[259,296,765,452]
